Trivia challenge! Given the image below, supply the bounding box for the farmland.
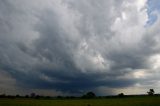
[0,96,160,106]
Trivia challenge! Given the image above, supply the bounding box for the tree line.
[0,89,159,99]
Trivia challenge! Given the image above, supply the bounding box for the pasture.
[0,96,160,106]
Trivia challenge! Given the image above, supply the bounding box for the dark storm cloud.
[0,0,160,95]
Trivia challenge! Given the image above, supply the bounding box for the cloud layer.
[0,0,160,95]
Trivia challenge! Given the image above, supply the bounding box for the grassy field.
[0,96,160,106]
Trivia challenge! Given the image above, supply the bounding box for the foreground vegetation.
[0,96,160,106]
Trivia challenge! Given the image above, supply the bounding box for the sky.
[0,0,160,96]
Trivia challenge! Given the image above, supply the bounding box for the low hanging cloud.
[0,0,160,95]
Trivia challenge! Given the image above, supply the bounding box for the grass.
[0,96,160,106]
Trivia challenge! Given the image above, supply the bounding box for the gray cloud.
[0,0,160,95]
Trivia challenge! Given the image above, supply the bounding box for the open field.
[0,96,160,106]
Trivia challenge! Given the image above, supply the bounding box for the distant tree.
[25,95,29,98]
[65,96,76,99]
[35,95,40,99]
[30,93,36,98]
[82,91,96,98]
[16,94,20,98]
[147,89,155,96]
[118,93,124,97]
[7,95,15,99]
[45,96,51,99]
[57,96,63,99]
[0,94,6,98]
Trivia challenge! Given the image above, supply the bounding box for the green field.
[0,96,160,106]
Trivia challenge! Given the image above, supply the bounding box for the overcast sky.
[0,0,160,96]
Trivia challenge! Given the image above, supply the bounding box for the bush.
[118,93,124,97]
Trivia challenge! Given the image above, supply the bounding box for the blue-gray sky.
[0,0,160,96]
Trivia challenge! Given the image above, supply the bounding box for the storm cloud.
[0,0,160,95]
